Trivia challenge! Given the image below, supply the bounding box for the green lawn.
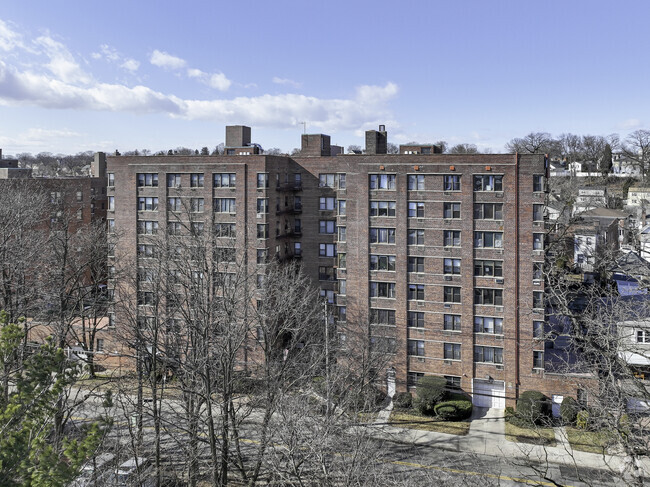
[389,410,471,435]
[505,421,556,446]
[566,427,610,454]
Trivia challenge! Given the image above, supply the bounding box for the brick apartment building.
[106,126,584,407]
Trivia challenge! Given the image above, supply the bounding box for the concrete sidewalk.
[371,403,650,477]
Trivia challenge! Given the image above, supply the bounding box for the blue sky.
[0,0,648,155]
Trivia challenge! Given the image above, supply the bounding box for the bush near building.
[433,393,473,421]
[414,376,448,416]
[515,390,552,426]
[560,396,580,425]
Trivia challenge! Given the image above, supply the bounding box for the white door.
[472,380,505,408]
[552,395,564,417]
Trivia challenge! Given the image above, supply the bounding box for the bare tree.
[505,132,558,156]
[448,143,478,154]
[623,129,650,181]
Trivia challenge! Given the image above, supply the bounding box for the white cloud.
[187,68,231,91]
[0,127,83,150]
[272,77,301,89]
[34,35,92,84]
[120,58,140,72]
[0,19,24,51]
[150,50,186,70]
[621,118,642,130]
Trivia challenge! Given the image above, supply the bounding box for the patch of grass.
[505,421,556,446]
[357,411,379,423]
[566,427,610,454]
[389,410,471,435]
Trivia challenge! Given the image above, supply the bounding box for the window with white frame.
[474,231,503,248]
[474,260,503,277]
[190,198,204,213]
[408,202,425,218]
[319,220,336,234]
[444,230,461,247]
[319,197,335,210]
[370,201,396,217]
[444,258,461,275]
[214,173,236,188]
[474,288,503,306]
[257,173,269,188]
[190,173,204,188]
[474,346,503,364]
[444,175,460,191]
[370,227,396,244]
[214,198,236,213]
[408,229,424,245]
[474,316,503,334]
[473,175,503,191]
[408,311,424,328]
[370,254,395,271]
[444,314,461,331]
[444,202,461,219]
[408,339,425,356]
[319,243,336,257]
[369,174,396,190]
[370,281,396,298]
[444,343,461,360]
[408,174,425,190]
[137,173,158,187]
[408,256,425,273]
[474,203,503,220]
[168,197,182,211]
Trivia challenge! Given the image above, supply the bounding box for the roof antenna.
[300,122,307,134]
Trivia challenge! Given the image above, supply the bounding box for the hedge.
[393,391,413,409]
[415,376,448,416]
[434,398,473,421]
[516,390,551,425]
[560,396,579,425]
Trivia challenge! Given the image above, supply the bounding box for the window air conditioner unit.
[532,368,542,374]
[444,360,452,365]
[496,249,504,254]
[533,279,541,285]
[444,303,452,308]
[496,335,504,340]
[445,275,453,281]
[496,192,504,198]
[496,365,504,370]
[418,357,425,362]
[495,306,504,312]
[257,213,264,219]
[495,278,504,284]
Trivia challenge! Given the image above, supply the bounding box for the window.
[370,336,397,353]
[408,372,424,388]
[214,247,235,262]
[137,173,158,187]
[96,338,104,352]
[214,198,236,213]
[370,281,396,298]
[533,291,544,310]
[474,232,503,248]
[444,230,461,247]
[167,221,182,236]
[126,197,146,216]
[338,200,346,216]
[168,197,181,211]
[408,174,425,190]
[474,346,503,364]
[444,175,460,191]
[191,198,204,213]
[76,209,82,220]
[370,308,395,325]
[167,173,181,188]
[191,222,204,236]
[533,321,544,338]
[474,260,503,277]
[533,174,544,192]
[533,233,544,250]
[215,223,236,238]
[294,219,302,234]
[319,197,336,210]
[293,172,302,187]
[444,343,461,360]
[370,201,396,217]
[108,313,115,328]
[474,316,503,334]
[137,291,154,306]
[338,253,346,268]
[319,243,336,257]
[408,257,425,273]
[408,284,425,300]
[444,286,461,303]
[257,173,269,188]
[445,376,461,390]
[294,196,302,211]
[444,314,461,331]
[107,219,115,234]
[370,254,395,271]
[370,227,396,244]
[294,242,302,256]
[533,351,544,369]
[319,266,336,281]
[76,191,83,202]
[369,174,396,190]
[319,173,336,188]
[637,330,650,343]
[408,340,425,356]
[256,249,267,264]
[474,288,503,306]
[190,173,204,188]
[337,305,347,321]
[338,279,346,295]
[256,198,268,214]
[319,220,336,234]
[474,175,503,191]
[213,173,236,188]
[257,224,269,239]
[474,203,503,220]
[137,244,155,258]
[338,226,346,242]
[338,173,346,189]
[408,311,424,328]
[108,196,114,211]
[108,173,115,187]
[137,220,159,235]
[444,258,461,275]
[408,229,424,245]
[408,202,425,218]
[533,262,543,280]
[444,202,461,219]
